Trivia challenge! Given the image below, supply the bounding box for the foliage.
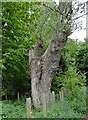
[2,2,33,98]
[1,97,86,118]
[65,39,80,66]
[52,66,86,102]
[2,1,86,99]
[1,1,87,118]
[2,2,58,98]
[75,41,88,85]
[52,39,86,93]
[62,67,86,104]
[1,99,26,118]
[51,54,68,93]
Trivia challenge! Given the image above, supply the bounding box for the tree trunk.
[29,24,67,109]
[29,1,72,109]
[29,43,42,109]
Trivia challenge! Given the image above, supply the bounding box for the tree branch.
[43,2,87,21]
[73,12,88,20]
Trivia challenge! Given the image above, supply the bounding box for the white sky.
[54,0,87,41]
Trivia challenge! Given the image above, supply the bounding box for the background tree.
[2,2,32,99]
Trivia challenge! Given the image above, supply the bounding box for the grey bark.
[29,24,67,109]
[29,2,72,109]
[29,42,43,109]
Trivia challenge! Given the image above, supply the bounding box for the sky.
[54,0,87,41]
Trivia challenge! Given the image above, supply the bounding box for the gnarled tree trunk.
[29,23,67,109]
[29,1,72,109]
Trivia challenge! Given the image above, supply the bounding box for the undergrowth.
[1,95,86,118]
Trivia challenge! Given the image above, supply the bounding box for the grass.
[1,96,86,119]
[1,99,26,118]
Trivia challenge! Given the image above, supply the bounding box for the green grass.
[1,97,86,118]
[2,98,26,118]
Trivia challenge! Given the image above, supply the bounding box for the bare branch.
[43,2,87,21]
[73,12,88,20]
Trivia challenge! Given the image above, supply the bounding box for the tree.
[29,1,72,109]
[29,0,86,109]
[2,1,86,108]
[2,2,32,99]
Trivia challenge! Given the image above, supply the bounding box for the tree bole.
[29,27,67,109]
